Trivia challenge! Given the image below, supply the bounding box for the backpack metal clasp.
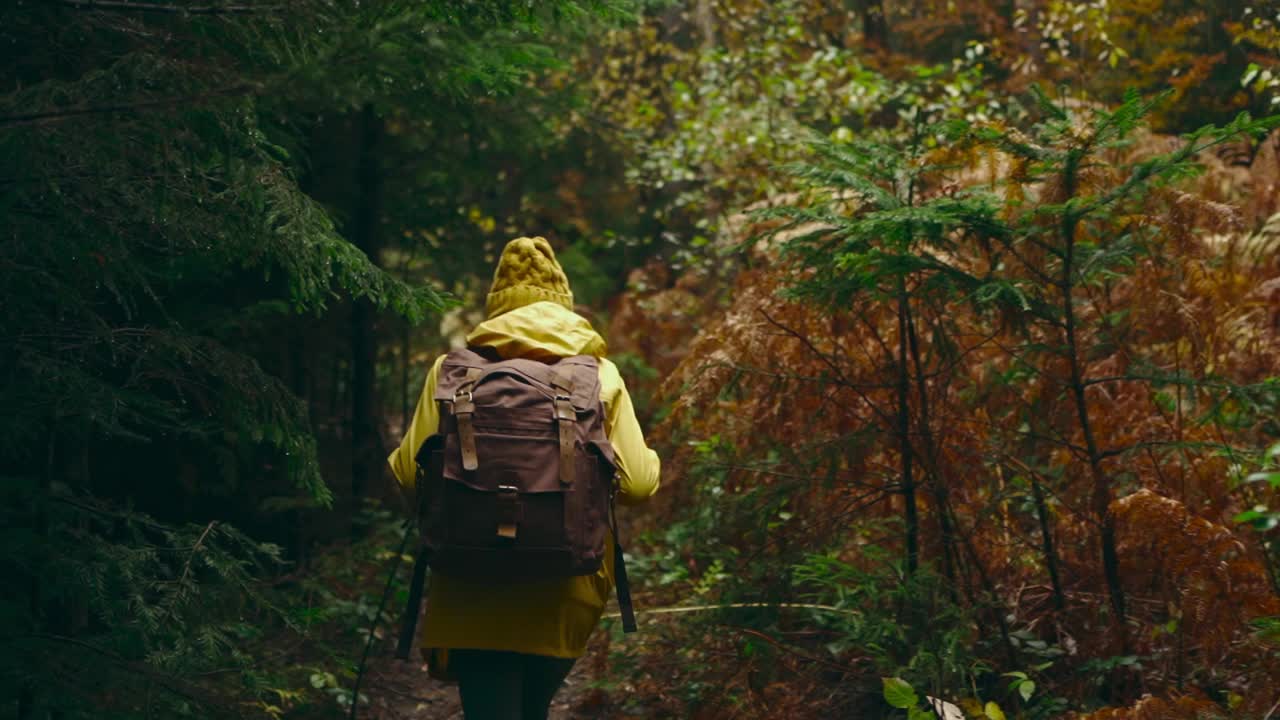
[496,484,520,540]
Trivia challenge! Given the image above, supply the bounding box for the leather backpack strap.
[548,367,577,486]
[395,546,431,660]
[451,367,483,471]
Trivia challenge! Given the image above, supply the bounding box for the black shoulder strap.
[396,546,431,660]
[611,499,638,633]
[397,436,443,660]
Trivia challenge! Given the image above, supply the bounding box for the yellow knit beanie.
[485,236,575,319]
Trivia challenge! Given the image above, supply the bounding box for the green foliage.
[882,676,917,708]
[795,552,978,693]
[766,122,1004,313]
[630,435,735,589]
[584,0,1009,257]
[1,1,637,716]
[1235,440,1280,584]
[1235,442,1280,528]
[559,241,616,308]
[1,481,289,718]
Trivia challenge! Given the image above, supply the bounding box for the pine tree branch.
[0,84,255,129]
[54,0,278,14]
[22,634,241,717]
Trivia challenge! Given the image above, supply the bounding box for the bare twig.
[731,627,866,675]
[759,308,896,427]
[178,521,217,586]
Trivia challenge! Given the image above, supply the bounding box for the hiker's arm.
[599,358,660,505]
[388,355,446,491]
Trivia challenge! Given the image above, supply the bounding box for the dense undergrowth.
[602,92,1280,718]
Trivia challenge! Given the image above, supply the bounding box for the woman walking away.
[388,236,661,720]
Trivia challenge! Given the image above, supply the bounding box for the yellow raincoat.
[387,300,661,659]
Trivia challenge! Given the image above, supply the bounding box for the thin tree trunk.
[954,505,1019,667]
[1059,153,1127,643]
[904,301,958,592]
[896,279,919,576]
[861,0,889,51]
[694,0,715,49]
[1030,474,1067,611]
[20,436,61,720]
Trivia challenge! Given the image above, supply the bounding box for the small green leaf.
[1244,471,1280,488]
[1235,507,1279,530]
[1243,63,1261,87]
[883,677,918,709]
[1019,680,1035,701]
[1235,509,1267,522]
[985,701,1007,720]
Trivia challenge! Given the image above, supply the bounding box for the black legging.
[450,649,577,720]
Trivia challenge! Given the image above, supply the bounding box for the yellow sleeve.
[388,355,446,492]
[598,357,660,505]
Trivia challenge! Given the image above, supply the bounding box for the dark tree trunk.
[861,0,889,51]
[1031,475,1067,611]
[350,103,383,519]
[896,280,919,576]
[401,316,411,432]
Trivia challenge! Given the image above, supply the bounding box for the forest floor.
[363,657,598,719]
[359,613,607,719]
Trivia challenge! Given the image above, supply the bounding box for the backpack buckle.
[496,484,520,540]
[553,395,575,421]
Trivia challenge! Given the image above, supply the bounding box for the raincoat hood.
[466,301,607,361]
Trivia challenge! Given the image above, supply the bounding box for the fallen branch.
[602,601,861,621]
[731,627,867,675]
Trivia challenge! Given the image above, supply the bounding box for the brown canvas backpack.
[396,348,636,658]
